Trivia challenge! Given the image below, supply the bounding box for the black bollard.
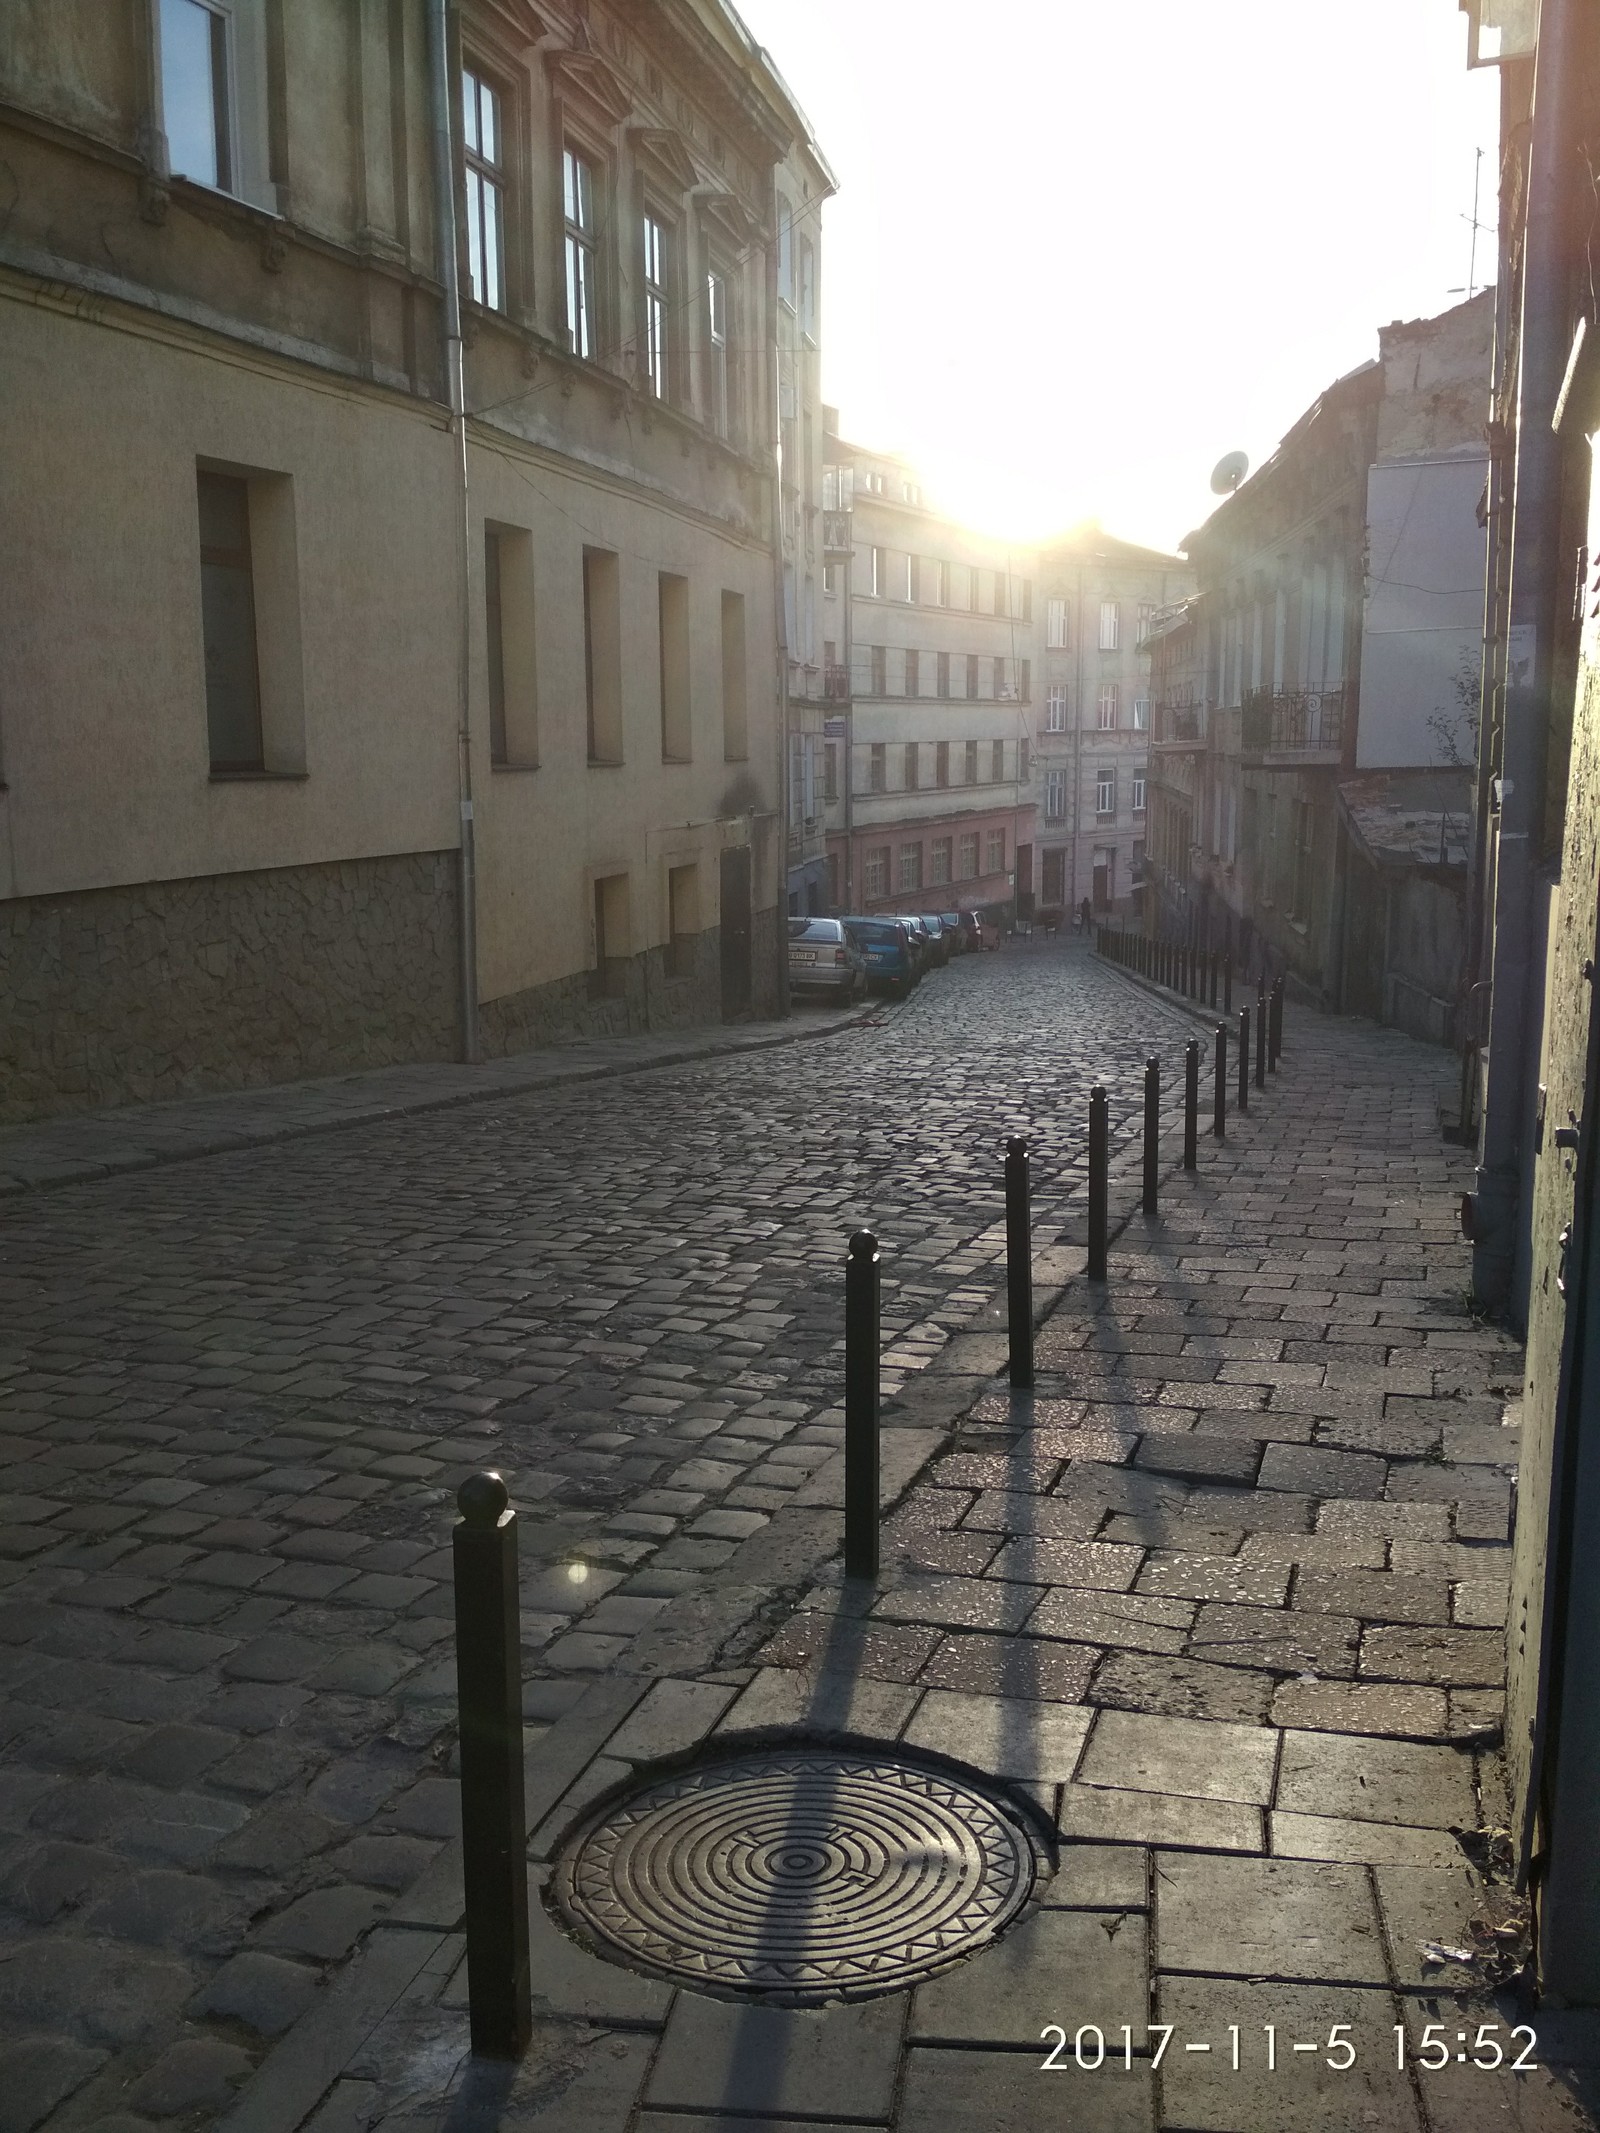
[1005,1137,1034,1389]
[1238,1006,1250,1114]
[1224,955,1233,1014]
[1271,977,1284,1065]
[1213,1021,1227,1138]
[1088,1084,1109,1281]
[454,1473,532,2061]
[1143,1056,1160,1217]
[1184,1039,1199,1170]
[1209,951,1218,1009]
[1255,982,1267,1089]
[845,1230,880,1579]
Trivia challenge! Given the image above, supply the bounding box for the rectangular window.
[936,651,950,698]
[865,845,890,900]
[985,827,1006,876]
[563,147,597,358]
[931,836,953,886]
[993,657,1007,698]
[591,871,630,996]
[706,266,730,436]
[1043,849,1066,904]
[966,653,979,698]
[583,547,623,763]
[1096,768,1117,816]
[1046,595,1069,648]
[958,831,979,880]
[1137,601,1154,640]
[1132,695,1150,731]
[1018,738,1029,783]
[1132,773,1147,814]
[870,742,887,792]
[991,739,1004,781]
[1019,658,1030,699]
[904,742,919,790]
[1044,768,1066,820]
[484,523,537,767]
[1099,600,1120,651]
[965,739,979,784]
[936,740,949,787]
[870,644,887,695]
[823,563,840,594]
[1046,686,1068,733]
[898,841,923,891]
[1097,684,1119,730]
[892,552,912,602]
[824,741,838,804]
[160,0,234,192]
[643,215,669,398]
[870,547,885,597]
[198,469,263,771]
[462,69,505,311]
[904,648,920,697]
[798,235,816,340]
[659,572,690,761]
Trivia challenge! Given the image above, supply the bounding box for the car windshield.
[788,919,838,942]
[848,921,902,942]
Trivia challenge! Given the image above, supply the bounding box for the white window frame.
[642,213,669,398]
[563,146,598,358]
[1096,768,1117,816]
[157,0,272,208]
[1046,596,1068,649]
[1132,695,1150,731]
[1132,773,1147,814]
[1046,686,1068,733]
[706,264,731,436]
[1099,600,1120,651]
[1044,768,1066,821]
[462,68,506,312]
[1097,684,1119,730]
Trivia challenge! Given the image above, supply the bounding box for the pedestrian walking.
[1079,895,1092,937]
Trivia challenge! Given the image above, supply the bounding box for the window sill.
[587,756,625,769]
[491,760,540,774]
[662,753,692,767]
[209,769,308,783]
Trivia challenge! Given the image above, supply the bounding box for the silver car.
[787,916,866,999]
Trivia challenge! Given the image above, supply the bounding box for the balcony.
[823,509,853,557]
[824,664,850,702]
[1153,702,1206,748]
[1241,686,1346,764]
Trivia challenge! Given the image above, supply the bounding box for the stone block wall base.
[1,851,459,1127]
[478,930,724,1057]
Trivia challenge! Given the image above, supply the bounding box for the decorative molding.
[628,123,702,194]
[545,45,634,126]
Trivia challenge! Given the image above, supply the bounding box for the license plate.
[792,949,817,962]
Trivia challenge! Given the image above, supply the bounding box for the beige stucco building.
[820,421,1037,918]
[1,0,825,1124]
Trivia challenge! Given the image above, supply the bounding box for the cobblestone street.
[0,942,1202,2128]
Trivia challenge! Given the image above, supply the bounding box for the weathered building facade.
[0,0,823,1124]
[1034,532,1189,921]
[820,429,1036,919]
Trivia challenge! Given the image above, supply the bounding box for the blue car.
[843,916,917,998]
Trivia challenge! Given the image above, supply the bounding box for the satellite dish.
[1210,451,1249,496]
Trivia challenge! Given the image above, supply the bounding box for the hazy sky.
[734,0,1500,555]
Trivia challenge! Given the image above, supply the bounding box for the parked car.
[916,915,955,966]
[901,915,937,970]
[786,917,865,1000]
[958,910,986,952]
[842,916,917,997]
[938,911,967,954]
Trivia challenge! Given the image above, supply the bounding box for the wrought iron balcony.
[1241,686,1346,760]
[824,664,850,702]
[823,509,853,557]
[1153,702,1206,747]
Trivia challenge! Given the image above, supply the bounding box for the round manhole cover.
[552,1746,1042,2002]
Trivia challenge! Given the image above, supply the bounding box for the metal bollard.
[1271,977,1284,1065]
[1005,1136,1034,1390]
[1143,1056,1160,1217]
[1213,1021,1227,1138]
[454,1473,532,2061]
[845,1230,880,1579]
[1209,952,1218,1009]
[1224,955,1233,1013]
[1184,1039,1199,1170]
[1087,1084,1109,1282]
[1255,982,1267,1089]
[1238,1006,1250,1114]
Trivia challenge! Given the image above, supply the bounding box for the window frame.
[705,257,733,438]
[642,209,672,399]
[462,65,507,313]
[563,142,600,359]
[1132,772,1147,815]
[1096,767,1117,817]
[1099,599,1121,651]
[1096,683,1119,731]
[1046,686,1068,733]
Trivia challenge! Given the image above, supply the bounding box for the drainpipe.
[1472,0,1579,1318]
[427,0,479,1065]
[769,221,792,1014]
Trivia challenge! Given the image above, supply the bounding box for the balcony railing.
[1241,686,1345,758]
[1154,702,1205,745]
[824,664,850,701]
[823,509,853,556]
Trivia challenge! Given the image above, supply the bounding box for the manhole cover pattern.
[554,1747,1039,2001]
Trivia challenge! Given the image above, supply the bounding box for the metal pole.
[453,1473,531,2061]
[1142,1056,1159,1217]
[1005,1137,1033,1388]
[1238,1006,1250,1114]
[1272,976,1284,1065]
[1224,955,1232,1014]
[1184,1038,1199,1170]
[844,1229,880,1579]
[1255,980,1267,1089]
[1087,1084,1108,1281]
[1213,1021,1226,1138]
[1209,951,1218,1009]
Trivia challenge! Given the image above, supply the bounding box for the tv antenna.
[1449,147,1490,298]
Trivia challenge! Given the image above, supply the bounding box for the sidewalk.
[0,1001,870,1197]
[218,987,1600,2133]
